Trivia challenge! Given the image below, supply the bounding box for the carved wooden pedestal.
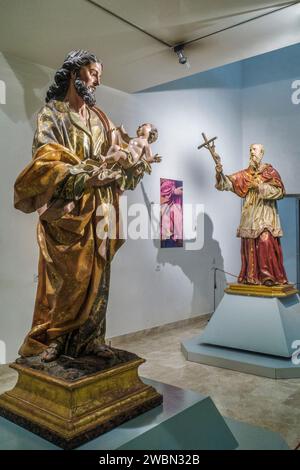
[0,355,163,449]
[225,282,298,298]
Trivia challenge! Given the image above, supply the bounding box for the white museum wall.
[0,53,53,363]
[102,65,243,340]
[0,52,241,361]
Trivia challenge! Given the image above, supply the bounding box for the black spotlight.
[174,44,188,65]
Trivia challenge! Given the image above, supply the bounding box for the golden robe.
[14,100,149,357]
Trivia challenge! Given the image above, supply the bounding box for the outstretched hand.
[86,168,122,188]
[153,154,162,163]
[215,163,223,174]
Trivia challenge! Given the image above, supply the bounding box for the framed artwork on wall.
[160,178,183,248]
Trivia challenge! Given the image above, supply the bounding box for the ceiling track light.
[174,44,190,68]
[86,0,299,70]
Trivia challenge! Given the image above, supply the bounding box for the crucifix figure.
[198,133,288,286]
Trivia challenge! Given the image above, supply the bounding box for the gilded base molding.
[0,352,163,449]
[225,283,299,298]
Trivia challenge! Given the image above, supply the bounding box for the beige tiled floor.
[111,318,300,450]
[1,317,300,449]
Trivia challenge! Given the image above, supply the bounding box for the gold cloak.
[14,100,149,357]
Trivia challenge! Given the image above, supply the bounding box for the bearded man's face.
[74,62,102,107]
[249,144,264,169]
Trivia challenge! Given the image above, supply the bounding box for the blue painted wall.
[242,43,300,194]
[278,198,299,285]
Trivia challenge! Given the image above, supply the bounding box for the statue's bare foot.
[92,344,116,359]
[41,342,62,362]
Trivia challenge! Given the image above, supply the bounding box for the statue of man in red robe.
[215,143,287,286]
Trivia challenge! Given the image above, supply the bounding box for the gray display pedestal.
[182,291,300,378]
[0,378,288,450]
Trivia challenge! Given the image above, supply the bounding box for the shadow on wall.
[157,213,226,315]
[141,183,226,315]
[2,53,51,128]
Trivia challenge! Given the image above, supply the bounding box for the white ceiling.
[1,0,300,92]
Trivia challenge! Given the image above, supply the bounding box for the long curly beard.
[74,77,96,107]
[249,156,262,170]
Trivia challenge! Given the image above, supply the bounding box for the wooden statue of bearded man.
[14,50,151,362]
[215,143,287,286]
